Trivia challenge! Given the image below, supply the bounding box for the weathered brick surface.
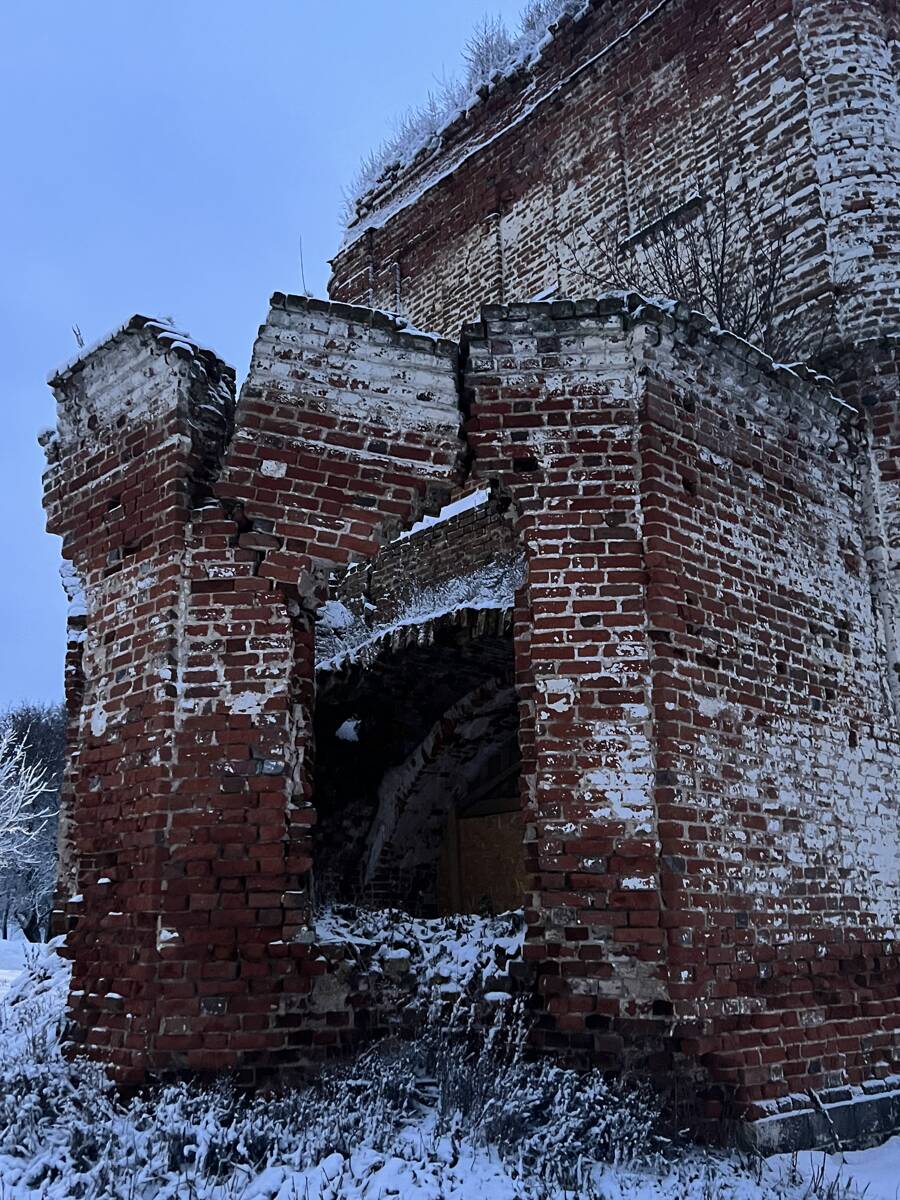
[44,302,470,1082]
[44,318,237,1081]
[43,296,899,1118]
[328,484,516,627]
[462,301,662,1058]
[41,0,900,1139]
[461,299,900,1108]
[330,0,900,349]
[635,318,899,1109]
[824,338,900,721]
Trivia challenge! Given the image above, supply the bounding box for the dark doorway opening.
[312,611,524,916]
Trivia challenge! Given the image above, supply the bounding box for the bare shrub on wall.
[566,144,843,364]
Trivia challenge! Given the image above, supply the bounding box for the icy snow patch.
[0,939,26,1000]
[315,908,524,1000]
[318,600,357,631]
[335,718,361,742]
[59,561,86,620]
[316,557,524,672]
[396,488,491,540]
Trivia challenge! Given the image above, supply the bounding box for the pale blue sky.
[0,0,522,707]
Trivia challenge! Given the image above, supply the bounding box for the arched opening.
[312,608,525,916]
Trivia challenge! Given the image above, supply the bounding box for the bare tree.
[0,731,50,869]
[0,704,65,941]
[567,143,842,364]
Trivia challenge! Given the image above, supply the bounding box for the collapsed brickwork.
[41,0,900,1153]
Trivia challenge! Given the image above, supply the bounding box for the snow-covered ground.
[791,1139,900,1200]
[0,935,26,998]
[0,935,897,1200]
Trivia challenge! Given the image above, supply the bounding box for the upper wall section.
[795,0,900,339]
[329,0,900,346]
[44,316,235,560]
[219,295,467,581]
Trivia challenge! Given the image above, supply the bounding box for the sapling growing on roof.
[343,0,585,224]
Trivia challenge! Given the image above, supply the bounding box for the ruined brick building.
[42,0,899,1150]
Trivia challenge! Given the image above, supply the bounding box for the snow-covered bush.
[0,940,876,1199]
[404,992,659,1190]
[0,937,656,1198]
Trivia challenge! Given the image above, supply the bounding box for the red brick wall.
[461,298,900,1112]
[44,318,237,1080]
[636,322,899,1113]
[825,339,900,722]
[463,299,663,1067]
[44,301,468,1082]
[330,0,900,351]
[43,295,899,1123]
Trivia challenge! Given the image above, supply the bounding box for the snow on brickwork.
[396,486,491,539]
[630,314,900,1101]
[315,480,523,670]
[247,294,460,439]
[461,299,899,1106]
[41,290,900,1126]
[316,560,522,673]
[331,0,900,356]
[47,315,233,445]
[221,294,466,572]
[795,1,900,342]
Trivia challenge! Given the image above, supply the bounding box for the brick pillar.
[464,300,665,1066]
[44,299,465,1082]
[43,317,235,1081]
[824,339,900,723]
[463,297,900,1117]
[860,361,900,721]
[794,0,900,340]
[168,294,465,1074]
[634,310,900,1115]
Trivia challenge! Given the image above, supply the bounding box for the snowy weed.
[343,0,586,221]
[0,942,884,1200]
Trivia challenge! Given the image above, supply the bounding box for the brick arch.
[316,604,513,695]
